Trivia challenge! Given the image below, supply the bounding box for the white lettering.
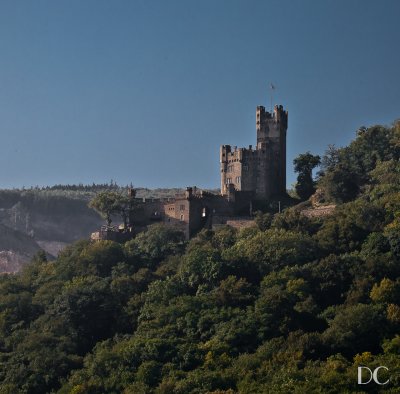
[373,366,389,385]
[358,366,373,385]
[358,366,389,385]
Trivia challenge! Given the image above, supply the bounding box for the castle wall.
[133,199,165,226]
[93,101,288,243]
[220,146,260,195]
[212,215,254,231]
[220,104,288,200]
[124,189,235,240]
[93,187,254,242]
[163,200,189,237]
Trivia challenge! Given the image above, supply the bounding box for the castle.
[220,105,288,199]
[91,103,288,241]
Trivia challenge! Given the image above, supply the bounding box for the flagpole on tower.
[270,83,275,113]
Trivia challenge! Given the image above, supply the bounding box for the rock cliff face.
[0,191,104,273]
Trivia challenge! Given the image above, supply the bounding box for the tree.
[322,303,386,356]
[272,207,319,235]
[319,144,340,174]
[88,191,121,226]
[125,223,185,268]
[319,164,359,203]
[293,152,321,200]
[89,190,137,230]
[254,211,272,231]
[223,228,318,275]
[113,193,132,230]
[370,278,400,304]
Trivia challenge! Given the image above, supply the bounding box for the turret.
[185,187,193,199]
[220,145,231,195]
[220,100,288,200]
[273,105,288,130]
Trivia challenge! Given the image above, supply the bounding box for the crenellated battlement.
[221,102,288,199]
[93,98,288,243]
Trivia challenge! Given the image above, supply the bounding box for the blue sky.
[0,0,399,190]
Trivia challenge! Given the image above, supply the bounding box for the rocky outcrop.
[0,223,43,273]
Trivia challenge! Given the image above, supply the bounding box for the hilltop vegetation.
[0,185,195,273]
[0,184,187,203]
[0,184,185,246]
[0,120,399,393]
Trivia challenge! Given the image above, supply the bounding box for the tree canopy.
[1,121,400,393]
[293,152,321,200]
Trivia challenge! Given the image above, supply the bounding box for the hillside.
[0,121,399,393]
[0,224,43,273]
[0,187,197,273]
[0,190,103,273]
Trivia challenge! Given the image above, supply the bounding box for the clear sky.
[1,0,399,190]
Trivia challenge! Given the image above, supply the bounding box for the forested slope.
[0,121,399,393]
[0,186,189,273]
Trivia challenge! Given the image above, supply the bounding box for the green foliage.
[319,163,360,203]
[254,211,272,231]
[293,151,321,200]
[370,278,400,304]
[322,303,386,356]
[214,276,254,307]
[179,243,222,290]
[125,223,185,268]
[2,120,400,393]
[223,228,318,275]
[88,191,123,226]
[272,206,321,235]
[211,226,237,249]
[319,123,400,203]
[314,198,386,254]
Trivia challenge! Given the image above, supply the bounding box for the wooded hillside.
[0,121,399,393]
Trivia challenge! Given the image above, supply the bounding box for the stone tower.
[220,104,288,200]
